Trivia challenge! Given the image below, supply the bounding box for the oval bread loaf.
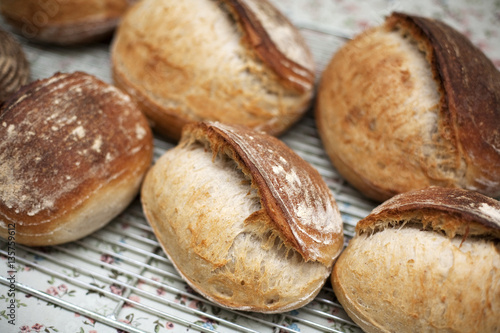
[111,0,315,141]
[0,0,133,45]
[332,186,500,333]
[316,12,500,202]
[141,121,343,313]
[0,71,153,246]
[0,28,30,105]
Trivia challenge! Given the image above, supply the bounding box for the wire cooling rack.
[0,14,377,333]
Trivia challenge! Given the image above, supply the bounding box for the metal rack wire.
[0,17,376,333]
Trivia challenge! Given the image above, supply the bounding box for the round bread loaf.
[0,0,133,44]
[111,0,315,141]
[0,28,30,105]
[316,12,500,202]
[141,121,343,313]
[0,71,153,246]
[332,186,500,333]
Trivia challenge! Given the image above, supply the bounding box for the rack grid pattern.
[0,17,378,333]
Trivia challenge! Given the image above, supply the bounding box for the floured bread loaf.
[111,0,315,141]
[0,71,153,246]
[141,122,343,312]
[332,186,500,333]
[0,28,29,105]
[0,0,133,44]
[316,12,500,202]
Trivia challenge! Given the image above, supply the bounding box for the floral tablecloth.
[1,1,499,333]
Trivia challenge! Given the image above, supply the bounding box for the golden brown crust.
[111,63,189,142]
[316,12,500,202]
[0,71,153,245]
[0,28,29,105]
[111,0,315,141]
[0,0,131,44]
[316,24,441,202]
[182,122,343,265]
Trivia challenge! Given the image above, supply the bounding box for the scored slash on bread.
[187,122,342,264]
[223,0,315,92]
[357,186,500,238]
[0,71,153,246]
[332,186,500,333]
[316,12,500,202]
[387,13,500,196]
[111,0,316,141]
[141,121,343,313]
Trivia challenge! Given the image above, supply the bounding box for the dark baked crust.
[357,186,500,239]
[387,12,500,197]
[223,0,315,92]
[181,122,343,266]
[0,72,153,240]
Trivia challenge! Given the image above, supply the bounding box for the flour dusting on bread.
[0,72,153,246]
[209,122,342,263]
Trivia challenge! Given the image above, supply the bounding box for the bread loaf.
[0,0,133,44]
[0,28,29,105]
[316,12,500,202]
[111,0,315,141]
[0,71,153,246]
[141,121,343,312]
[332,186,500,333]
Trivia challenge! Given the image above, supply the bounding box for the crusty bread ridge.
[332,187,500,333]
[0,72,153,246]
[141,121,343,312]
[0,28,29,105]
[111,0,315,141]
[316,12,500,202]
[0,0,131,44]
